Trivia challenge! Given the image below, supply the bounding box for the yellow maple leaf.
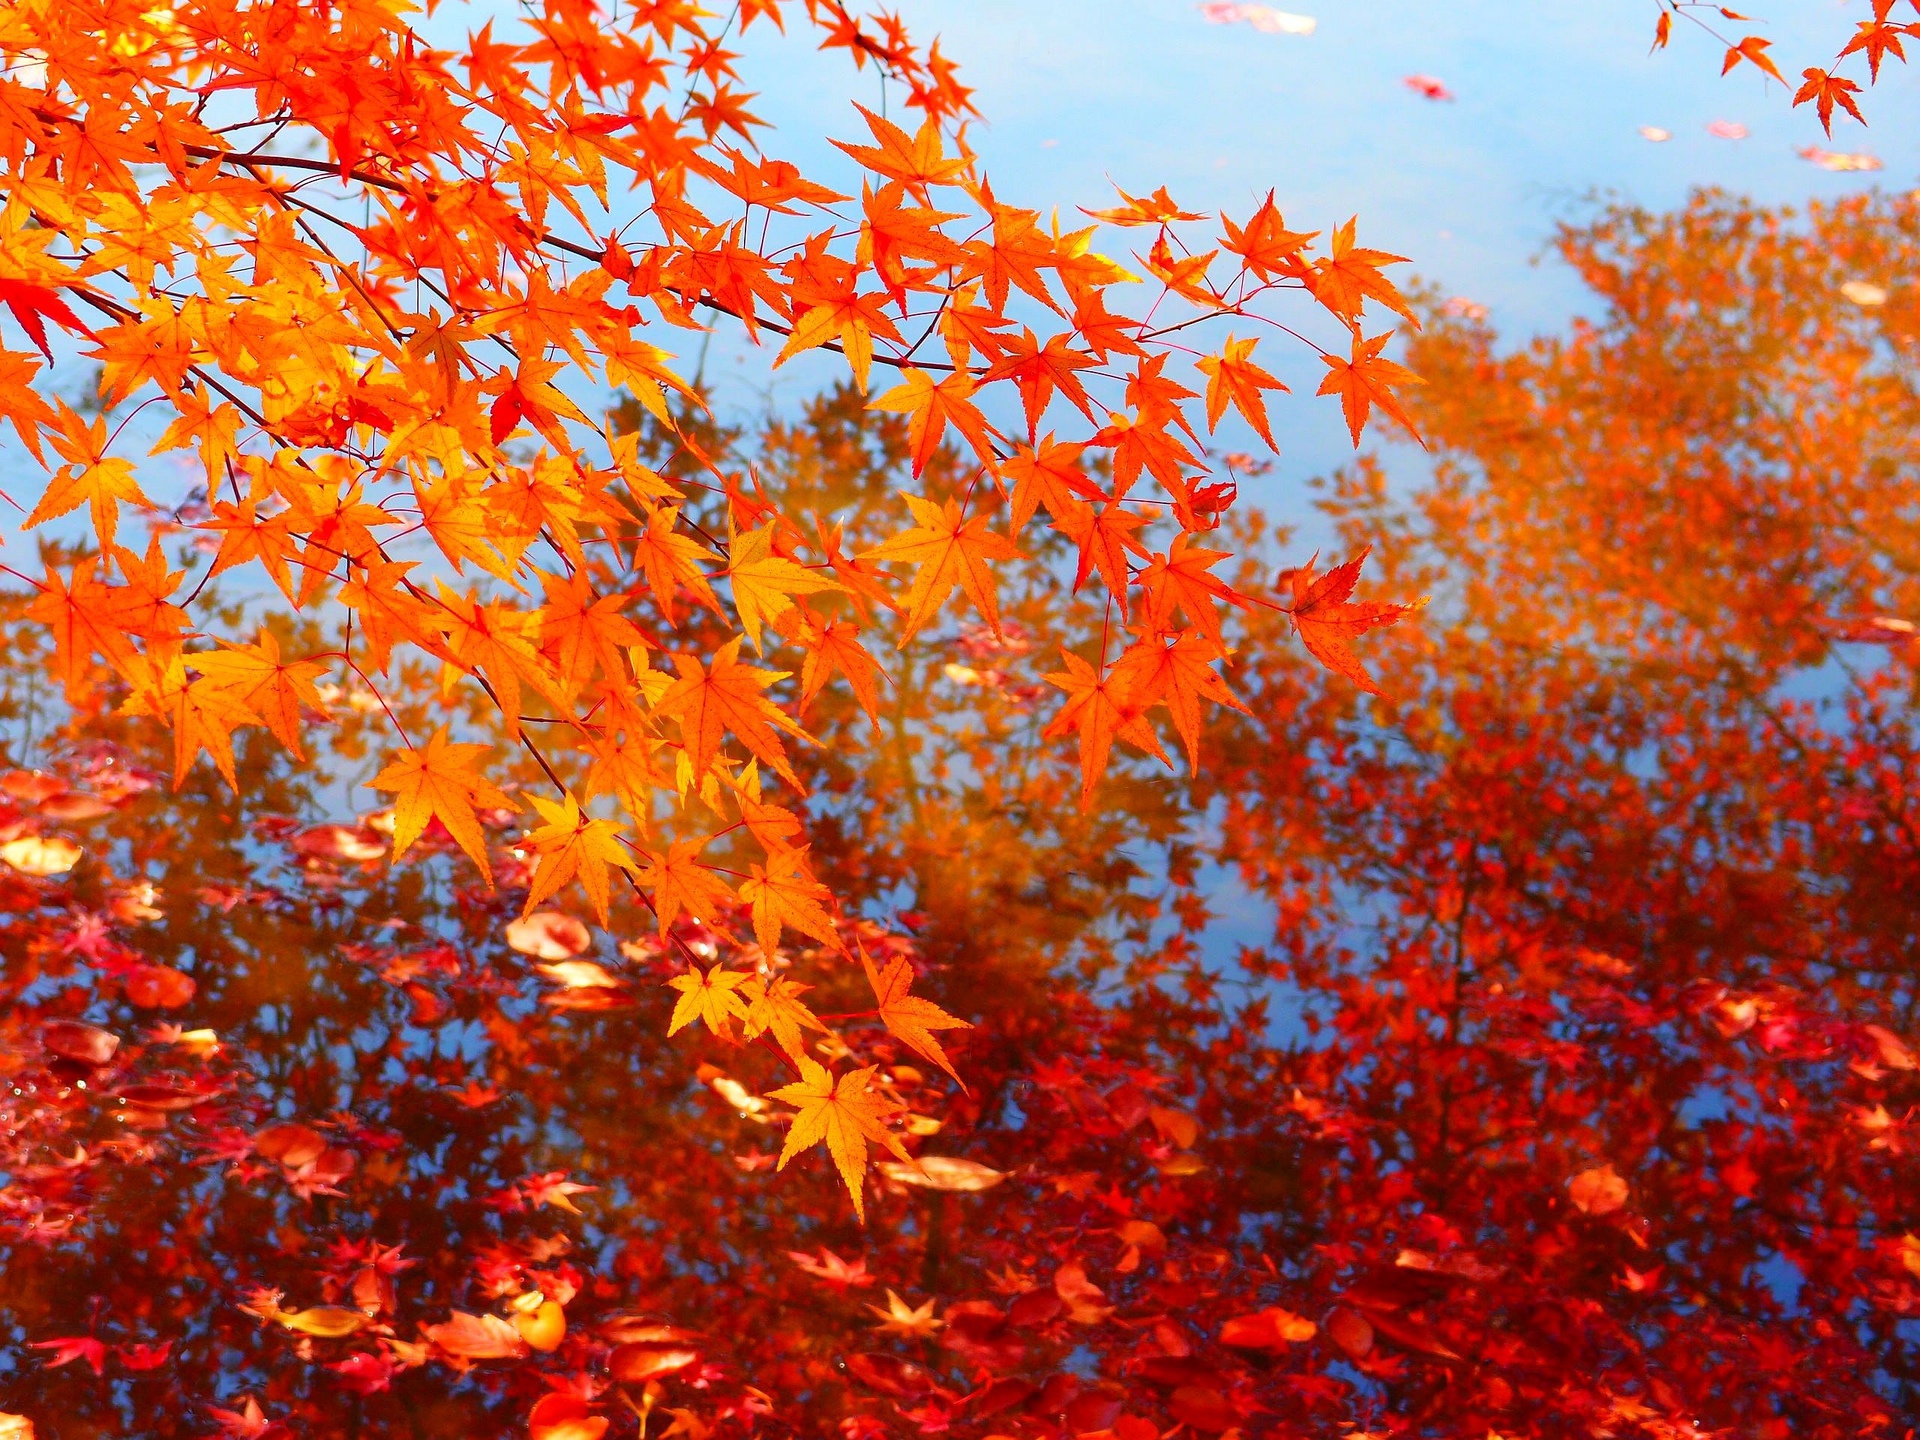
[724,523,844,652]
[769,1056,911,1222]
[866,1289,943,1339]
[522,791,637,925]
[666,965,755,1040]
[636,836,735,933]
[741,974,826,1066]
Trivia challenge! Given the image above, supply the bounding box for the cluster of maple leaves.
[1652,0,1920,134]
[0,0,1430,1221]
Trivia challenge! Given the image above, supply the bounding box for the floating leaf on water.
[876,1156,1007,1191]
[2,835,82,876]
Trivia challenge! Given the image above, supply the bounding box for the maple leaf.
[667,964,754,1040]
[120,653,259,791]
[860,494,1021,644]
[794,608,885,725]
[861,943,971,1086]
[867,1289,943,1339]
[768,1057,911,1221]
[487,356,590,448]
[1051,500,1151,616]
[1110,628,1251,771]
[1196,334,1288,450]
[1136,533,1245,648]
[832,103,968,198]
[1285,548,1423,696]
[636,837,736,933]
[436,583,564,738]
[775,290,899,392]
[31,1334,108,1375]
[1794,67,1866,133]
[866,367,999,475]
[0,278,91,361]
[656,638,811,789]
[1721,34,1785,84]
[1317,329,1424,446]
[186,630,327,759]
[522,792,638,925]
[1310,218,1418,329]
[537,568,646,699]
[630,506,723,626]
[1082,184,1205,227]
[0,348,58,466]
[1001,434,1100,533]
[1220,192,1318,282]
[742,973,827,1065]
[370,728,516,885]
[149,388,241,483]
[25,403,151,549]
[29,555,141,699]
[724,523,844,651]
[735,845,838,955]
[1043,650,1170,805]
[788,1246,874,1290]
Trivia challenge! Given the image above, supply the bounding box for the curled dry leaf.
[41,1019,119,1066]
[608,1342,700,1384]
[529,1395,608,1440]
[1,770,66,803]
[600,1318,703,1346]
[1,835,82,876]
[38,792,113,822]
[290,825,386,864]
[1219,1306,1317,1349]
[1568,1163,1629,1216]
[274,1306,369,1339]
[123,964,195,1009]
[512,1300,566,1352]
[876,1156,1007,1191]
[253,1123,328,1168]
[1168,1386,1238,1434]
[535,960,624,990]
[505,910,592,959]
[423,1310,527,1360]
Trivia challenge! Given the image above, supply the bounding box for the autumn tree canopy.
[1,1,1919,1438]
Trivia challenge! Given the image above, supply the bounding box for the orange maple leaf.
[185,630,328,760]
[742,974,827,1066]
[1043,650,1170,807]
[1310,218,1418,329]
[667,964,754,1040]
[859,494,1021,644]
[1196,335,1288,451]
[637,837,736,933]
[867,367,1000,476]
[1317,330,1424,446]
[861,943,971,1087]
[1285,548,1423,696]
[655,638,810,789]
[740,847,841,956]
[370,728,516,886]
